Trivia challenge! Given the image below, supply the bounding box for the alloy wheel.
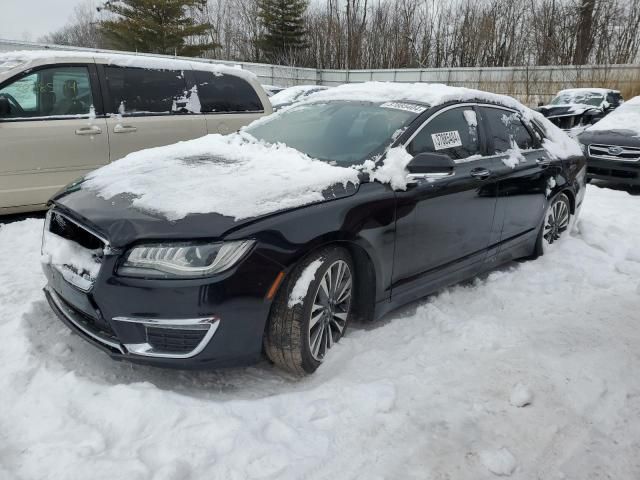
[543,198,570,245]
[308,260,352,361]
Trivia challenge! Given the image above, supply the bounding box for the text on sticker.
[380,102,427,114]
[431,131,463,150]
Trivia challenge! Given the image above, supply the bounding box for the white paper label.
[431,131,463,150]
[380,102,427,114]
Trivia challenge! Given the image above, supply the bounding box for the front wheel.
[532,192,571,258]
[265,246,354,375]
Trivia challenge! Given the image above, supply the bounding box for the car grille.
[588,144,640,162]
[145,326,208,354]
[44,210,108,291]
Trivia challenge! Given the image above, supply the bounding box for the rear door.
[392,104,501,298]
[193,70,267,134]
[0,63,109,211]
[478,105,561,260]
[99,65,207,161]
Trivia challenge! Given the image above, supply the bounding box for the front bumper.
[42,246,282,369]
[587,157,640,186]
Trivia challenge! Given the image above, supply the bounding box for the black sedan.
[578,96,640,187]
[42,84,587,375]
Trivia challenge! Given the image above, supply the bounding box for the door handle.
[75,126,102,136]
[536,157,551,168]
[113,124,137,134]
[470,167,491,180]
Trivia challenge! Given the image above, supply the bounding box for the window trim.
[0,62,103,123]
[402,102,485,162]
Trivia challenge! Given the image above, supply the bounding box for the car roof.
[0,49,256,82]
[556,88,620,95]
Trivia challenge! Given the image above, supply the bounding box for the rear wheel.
[265,246,354,375]
[532,192,571,258]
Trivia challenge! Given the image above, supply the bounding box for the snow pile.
[83,133,360,221]
[288,258,324,307]
[480,447,518,476]
[509,383,533,407]
[587,96,640,136]
[361,147,414,190]
[1,185,640,478]
[41,230,101,290]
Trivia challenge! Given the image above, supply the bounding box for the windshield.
[550,91,604,107]
[245,101,421,165]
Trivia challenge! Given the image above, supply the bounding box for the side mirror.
[407,152,455,182]
[0,96,10,116]
[537,101,544,107]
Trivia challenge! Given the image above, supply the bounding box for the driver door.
[391,104,501,300]
[0,64,109,212]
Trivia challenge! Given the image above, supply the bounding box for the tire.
[531,192,571,258]
[265,246,354,375]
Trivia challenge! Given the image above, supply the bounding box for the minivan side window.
[407,107,479,160]
[194,71,263,113]
[0,66,93,119]
[105,66,190,115]
[481,107,535,152]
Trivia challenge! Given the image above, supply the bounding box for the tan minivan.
[0,51,272,214]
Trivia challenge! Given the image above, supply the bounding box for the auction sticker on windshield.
[380,102,427,114]
[432,131,463,150]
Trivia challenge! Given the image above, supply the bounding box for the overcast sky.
[1,0,85,42]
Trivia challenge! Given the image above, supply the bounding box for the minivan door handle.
[113,124,137,134]
[75,126,102,136]
[470,167,491,180]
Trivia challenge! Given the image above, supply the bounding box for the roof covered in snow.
[586,96,640,136]
[0,49,256,81]
[556,88,620,95]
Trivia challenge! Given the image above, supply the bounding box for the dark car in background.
[538,88,623,135]
[578,96,640,187]
[41,84,586,376]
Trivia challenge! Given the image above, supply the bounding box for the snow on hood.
[586,96,640,136]
[0,50,256,81]
[82,133,360,221]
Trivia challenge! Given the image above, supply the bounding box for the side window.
[194,71,263,113]
[481,107,536,153]
[105,66,189,115]
[0,66,93,119]
[407,107,479,160]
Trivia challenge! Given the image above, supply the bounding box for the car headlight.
[118,240,255,278]
[579,142,588,154]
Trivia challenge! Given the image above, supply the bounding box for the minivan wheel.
[532,192,571,258]
[265,247,354,375]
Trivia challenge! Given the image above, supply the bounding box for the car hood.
[538,104,596,117]
[52,133,361,248]
[578,129,640,148]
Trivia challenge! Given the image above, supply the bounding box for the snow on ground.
[0,185,639,480]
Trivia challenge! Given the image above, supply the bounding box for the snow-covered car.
[0,50,271,215]
[270,85,330,110]
[537,88,623,136]
[261,84,285,97]
[577,96,640,186]
[41,82,586,376]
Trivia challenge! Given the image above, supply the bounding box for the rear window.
[105,66,189,115]
[194,71,263,113]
